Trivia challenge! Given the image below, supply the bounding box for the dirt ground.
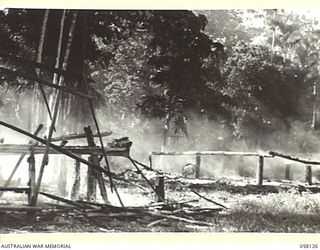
[1,170,320,233]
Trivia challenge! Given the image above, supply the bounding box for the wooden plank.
[39,192,92,209]
[0,187,29,192]
[0,205,43,211]
[0,144,129,157]
[51,131,112,142]
[151,151,272,157]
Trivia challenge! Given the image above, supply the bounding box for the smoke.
[2,96,320,201]
[95,110,320,183]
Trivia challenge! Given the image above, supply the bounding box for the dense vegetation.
[0,9,320,153]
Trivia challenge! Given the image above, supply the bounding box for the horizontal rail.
[0,144,129,157]
[269,151,320,165]
[0,187,29,192]
[0,205,43,211]
[150,151,273,158]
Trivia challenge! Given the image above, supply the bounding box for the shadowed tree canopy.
[136,11,228,122]
[0,9,226,133]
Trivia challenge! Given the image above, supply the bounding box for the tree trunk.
[46,9,66,133]
[31,11,78,206]
[71,159,81,201]
[33,9,50,131]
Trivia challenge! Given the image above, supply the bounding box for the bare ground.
[1,171,320,233]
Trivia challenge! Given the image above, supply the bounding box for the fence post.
[149,153,153,169]
[256,156,264,185]
[284,164,291,180]
[305,165,312,185]
[71,159,81,201]
[27,147,36,206]
[195,154,201,178]
[155,176,165,202]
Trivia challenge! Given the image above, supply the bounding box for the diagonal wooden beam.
[0,52,92,81]
[0,122,115,179]
[0,66,93,99]
[0,124,43,198]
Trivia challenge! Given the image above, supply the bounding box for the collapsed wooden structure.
[0,122,227,228]
[0,123,132,205]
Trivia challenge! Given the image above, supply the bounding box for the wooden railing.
[149,150,320,185]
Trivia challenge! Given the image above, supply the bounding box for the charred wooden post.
[284,164,291,180]
[27,147,36,206]
[195,155,201,178]
[84,126,108,204]
[256,156,264,185]
[155,176,165,202]
[305,165,313,185]
[95,161,109,204]
[71,159,81,201]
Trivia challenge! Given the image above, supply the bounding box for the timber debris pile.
[0,121,228,231]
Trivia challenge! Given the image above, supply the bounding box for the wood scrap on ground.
[33,191,219,228]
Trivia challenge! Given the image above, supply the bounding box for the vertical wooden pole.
[31,11,78,206]
[305,165,312,185]
[71,159,81,201]
[284,164,291,180]
[155,176,165,202]
[86,156,97,203]
[238,156,245,177]
[94,158,109,204]
[256,156,264,185]
[27,147,36,206]
[0,124,43,198]
[195,155,201,178]
[58,157,68,197]
[84,126,108,204]
[149,154,153,169]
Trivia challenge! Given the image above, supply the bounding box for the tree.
[135,11,227,143]
[221,41,308,150]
